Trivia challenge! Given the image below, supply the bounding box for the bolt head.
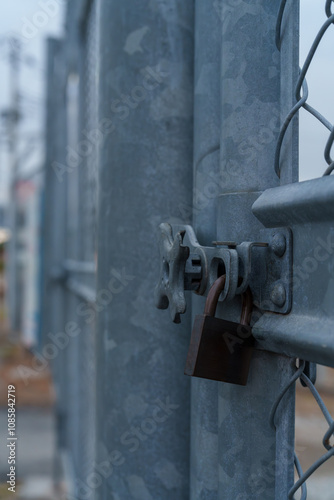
[271,233,286,257]
[270,283,286,307]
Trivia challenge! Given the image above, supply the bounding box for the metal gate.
[41,1,334,499]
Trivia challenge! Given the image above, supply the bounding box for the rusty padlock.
[184,274,255,385]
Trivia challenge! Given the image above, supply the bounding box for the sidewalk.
[0,332,333,499]
[0,332,58,500]
[0,408,57,500]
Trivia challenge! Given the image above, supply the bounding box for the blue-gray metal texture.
[74,1,99,495]
[94,0,194,498]
[214,1,298,498]
[276,0,299,186]
[61,1,82,491]
[42,2,100,497]
[190,1,222,495]
[41,0,334,499]
[42,37,68,452]
[253,176,334,367]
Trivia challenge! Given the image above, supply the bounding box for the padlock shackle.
[204,275,226,316]
[204,274,253,325]
[240,288,253,325]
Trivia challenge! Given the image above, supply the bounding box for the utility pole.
[6,36,21,335]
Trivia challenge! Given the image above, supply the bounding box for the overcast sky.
[0,1,332,204]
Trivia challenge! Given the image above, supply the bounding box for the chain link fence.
[272,2,334,498]
[41,1,334,498]
[270,360,334,499]
[276,0,334,178]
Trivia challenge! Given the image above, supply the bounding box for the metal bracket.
[155,222,292,322]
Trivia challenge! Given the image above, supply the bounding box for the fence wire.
[273,3,334,496]
[275,0,334,178]
[270,359,334,499]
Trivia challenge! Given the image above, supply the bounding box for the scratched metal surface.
[76,1,98,498]
[215,2,298,499]
[43,1,334,498]
[95,0,194,498]
[190,0,221,498]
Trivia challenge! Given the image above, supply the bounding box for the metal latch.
[154,222,292,322]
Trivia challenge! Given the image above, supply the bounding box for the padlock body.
[185,314,254,385]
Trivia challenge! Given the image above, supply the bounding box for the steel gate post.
[95,1,194,498]
[214,1,299,499]
[73,3,99,494]
[43,36,68,460]
[190,0,222,497]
